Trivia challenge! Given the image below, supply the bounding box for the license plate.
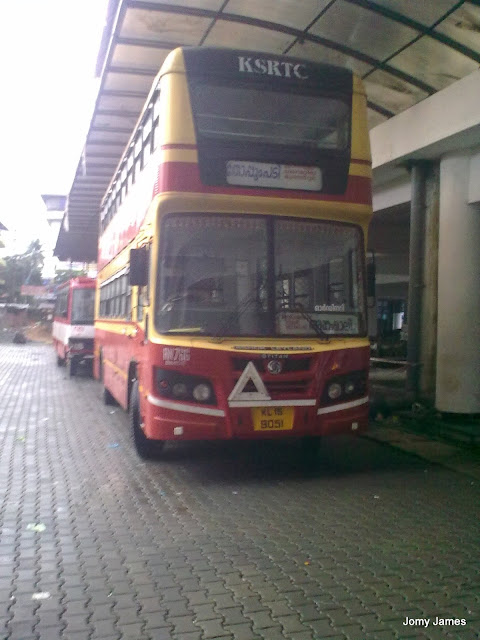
[252,407,294,431]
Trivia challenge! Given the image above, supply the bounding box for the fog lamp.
[345,381,355,394]
[172,382,188,399]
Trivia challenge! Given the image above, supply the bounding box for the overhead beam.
[96,108,140,118]
[101,88,149,99]
[108,64,157,76]
[116,35,181,50]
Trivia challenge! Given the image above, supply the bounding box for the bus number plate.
[252,407,294,431]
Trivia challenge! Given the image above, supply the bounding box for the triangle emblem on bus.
[228,361,271,402]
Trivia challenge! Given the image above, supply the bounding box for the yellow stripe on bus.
[103,357,128,380]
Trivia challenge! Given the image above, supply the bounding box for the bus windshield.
[71,288,95,325]
[190,83,350,151]
[156,215,365,337]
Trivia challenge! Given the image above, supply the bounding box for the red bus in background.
[53,277,96,376]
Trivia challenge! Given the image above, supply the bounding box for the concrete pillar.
[436,152,480,413]
[419,163,440,404]
[406,163,427,396]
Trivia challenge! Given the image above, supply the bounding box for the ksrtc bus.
[95,47,372,458]
[53,277,96,376]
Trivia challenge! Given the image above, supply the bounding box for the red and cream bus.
[53,277,96,376]
[95,47,372,458]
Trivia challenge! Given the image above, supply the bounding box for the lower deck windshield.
[156,215,366,337]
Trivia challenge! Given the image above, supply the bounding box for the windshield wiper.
[164,327,205,334]
[211,292,259,340]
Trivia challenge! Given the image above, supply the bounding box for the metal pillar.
[406,162,428,395]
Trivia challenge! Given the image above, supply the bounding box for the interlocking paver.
[170,614,202,634]
[1,343,479,640]
[196,617,230,638]
[185,589,213,606]
[172,632,203,640]
[89,617,119,636]
[222,624,261,640]
[34,625,64,639]
[289,632,315,640]
[238,596,270,613]
[192,603,219,621]
[247,609,280,630]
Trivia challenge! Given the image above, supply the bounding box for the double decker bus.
[53,277,96,376]
[95,47,372,458]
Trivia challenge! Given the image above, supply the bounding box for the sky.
[0,0,109,263]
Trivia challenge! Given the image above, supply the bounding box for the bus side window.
[61,291,68,318]
[137,288,144,322]
[126,280,132,321]
[55,291,65,318]
[152,90,161,151]
[136,245,152,322]
[143,106,153,165]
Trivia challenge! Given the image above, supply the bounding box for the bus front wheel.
[130,380,164,459]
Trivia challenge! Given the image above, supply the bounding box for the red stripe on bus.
[160,143,370,169]
[160,143,198,151]
[154,162,372,205]
[350,158,371,166]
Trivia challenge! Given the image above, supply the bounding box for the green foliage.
[0,240,45,302]
[54,268,87,286]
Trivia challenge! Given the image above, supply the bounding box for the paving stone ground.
[1,342,479,640]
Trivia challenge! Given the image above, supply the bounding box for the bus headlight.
[172,382,188,399]
[192,383,212,402]
[321,371,368,406]
[327,383,342,400]
[155,368,216,405]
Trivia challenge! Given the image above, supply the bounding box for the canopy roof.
[55,0,480,261]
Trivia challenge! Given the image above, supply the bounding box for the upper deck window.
[184,50,353,193]
[190,83,350,152]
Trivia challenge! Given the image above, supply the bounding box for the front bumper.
[144,393,369,441]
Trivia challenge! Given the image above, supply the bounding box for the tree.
[1,240,45,302]
[54,268,87,286]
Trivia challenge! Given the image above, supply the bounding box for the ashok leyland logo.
[238,56,308,79]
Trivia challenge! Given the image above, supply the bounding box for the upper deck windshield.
[190,83,350,151]
[185,50,354,193]
[156,215,366,338]
[71,288,95,325]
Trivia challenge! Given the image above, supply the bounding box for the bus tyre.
[130,380,164,459]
